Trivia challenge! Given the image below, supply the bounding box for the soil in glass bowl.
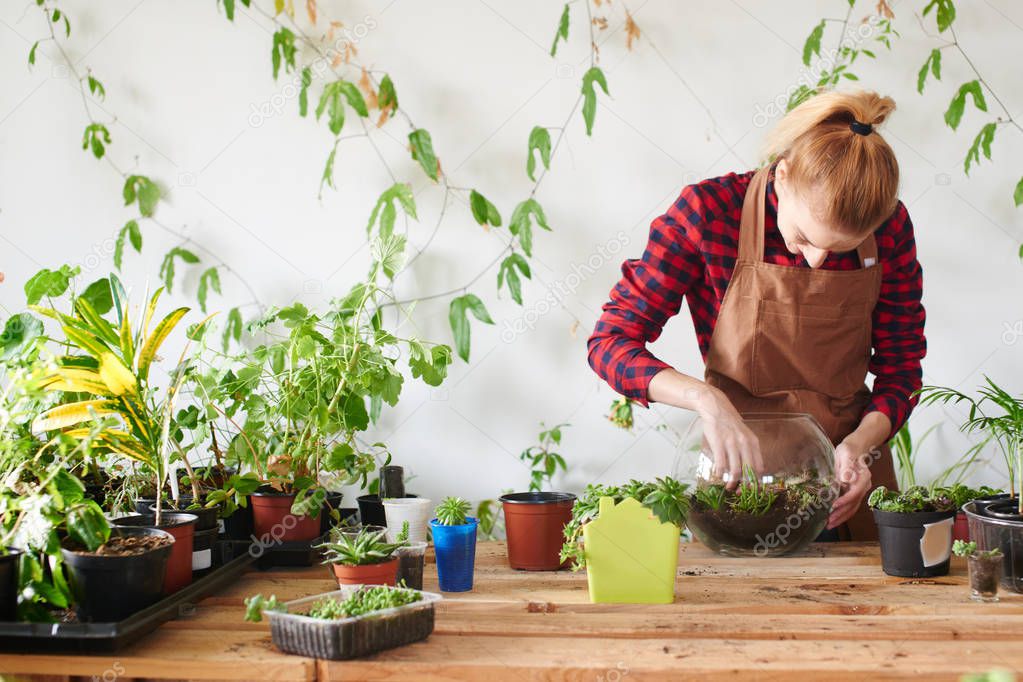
[679,413,838,557]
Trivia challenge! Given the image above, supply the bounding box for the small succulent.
[243,593,285,623]
[395,520,410,544]
[434,496,471,526]
[953,539,1002,559]
[306,585,422,619]
[868,485,957,513]
[316,527,403,566]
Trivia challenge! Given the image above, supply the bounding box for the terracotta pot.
[251,491,322,543]
[329,558,399,586]
[953,511,970,542]
[500,492,575,571]
[112,512,197,594]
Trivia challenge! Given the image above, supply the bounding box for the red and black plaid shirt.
[588,167,926,438]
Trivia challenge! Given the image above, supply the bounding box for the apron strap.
[739,165,880,271]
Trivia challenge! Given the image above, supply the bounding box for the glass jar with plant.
[559,477,689,604]
[393,521,426,590]
[953,540,1002,602]
[869,485,957,577]
[316,525,403,586]
[429,497,477,592]
[681,413,838,558]
[920,378,1023,592]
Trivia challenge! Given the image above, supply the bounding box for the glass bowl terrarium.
[679,413,838,557]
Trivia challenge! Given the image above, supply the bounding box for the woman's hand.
[697,388,764,489]
[827,436,873,529]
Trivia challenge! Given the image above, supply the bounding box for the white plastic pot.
[382,497,433,543]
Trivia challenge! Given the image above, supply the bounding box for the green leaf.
[802,19,825,66]
[408,342,451,386]
[80,278,113,315]
[159,247,200,293]
[377,74,398,111]
[316,82,347,135]
[114,219,142,270]
[222,307,243,351]
[87,75,105,100]
[526,126,552,181]
[550,4,570,57]
[498,253,531,305]
[449,293,494,362]
[320,143,338,195]
[28,41,39,66]
[197,267,222,313]
[1014,176,1023,208]
[1,313,43,360]
[944,80,987,130]
[917,49,942,93]
[66,501,110,552]
[298,66,311,116]
[963,122,996,175]
[81,123,111,159]
[122,175,160,216]
[366,182,417,238]
[509,199,551,257]
[271,27,297,80]
[337,80,369,117]
[580,67,609,136]
[469,190,502,228]
[408,128,439,181]
[923,0,956,32]
[371,232,407,280]
[25,264,78,305]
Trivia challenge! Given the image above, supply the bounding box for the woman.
[588,90,925,541]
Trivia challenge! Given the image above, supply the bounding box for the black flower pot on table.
[873,508,956,578]
[0,548,22,621]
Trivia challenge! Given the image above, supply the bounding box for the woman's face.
[773,159,864,269]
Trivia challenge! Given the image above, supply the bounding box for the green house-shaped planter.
[582,496,680,603]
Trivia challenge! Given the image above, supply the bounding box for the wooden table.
[3,541,1022,681]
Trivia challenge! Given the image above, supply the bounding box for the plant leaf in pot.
[429,497,478,592]
[316,526,401,586]
[500,492,575,571]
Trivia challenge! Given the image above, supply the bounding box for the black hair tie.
[850,120,873,136]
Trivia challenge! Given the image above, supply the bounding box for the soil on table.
[66,534,172,557]
[688,488,828,553]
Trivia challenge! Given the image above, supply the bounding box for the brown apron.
[703,166,899,541]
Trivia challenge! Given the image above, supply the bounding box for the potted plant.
[244,584,440,660]
[920,379,1023,592]
[500,423,575,571]
[32,282,206,593]
[560,477,689,604]
[935,484,1004,542]
[869,486,957,577]
[953,540,1002,602]
[429,497,477,592]
[317,525,402,586]
[382,494,432,544]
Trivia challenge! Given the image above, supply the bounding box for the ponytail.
[764,89,900,237]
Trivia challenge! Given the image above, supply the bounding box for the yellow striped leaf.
[61,324,109,359]
[74,297,119,346]
[137,306,188,381]
[41,367,110,395]
[33,400,118,431]
[98,352,137,397]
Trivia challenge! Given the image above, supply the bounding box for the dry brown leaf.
[343,42,357,63]
[358,68,379,109]
[331,52,343,68]
[377,109,391,128]
[569,320,580,338]
[326,20,344,41]
[306,0,317,24]
[625,10,640,50]
[592,16,608,30]
[876,0,894,19]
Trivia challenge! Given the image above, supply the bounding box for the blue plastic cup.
[429,517,478,592]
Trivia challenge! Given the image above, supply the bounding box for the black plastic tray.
[233,533,328,570]
[0,542,256,654]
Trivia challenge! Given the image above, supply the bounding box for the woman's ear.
[774,158,788,188]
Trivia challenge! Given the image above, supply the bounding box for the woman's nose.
[803,247,828,269]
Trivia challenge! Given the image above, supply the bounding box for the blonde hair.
[764,90,899,237]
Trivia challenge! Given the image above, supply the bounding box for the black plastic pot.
[873,508,956,578]
[149,501,220,532]
[191,527,220,574]
[358,494,418,527]
[0,549,21,621]
[61,526,173,622]
[134,496,194,516]
[222,503,254,541]
[379,466,405,499]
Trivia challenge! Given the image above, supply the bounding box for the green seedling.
[434,496,471,526]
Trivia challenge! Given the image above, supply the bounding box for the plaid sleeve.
[587,187,706,407]
[865,201,926,440]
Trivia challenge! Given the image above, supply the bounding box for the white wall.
[1,1,1021,504]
